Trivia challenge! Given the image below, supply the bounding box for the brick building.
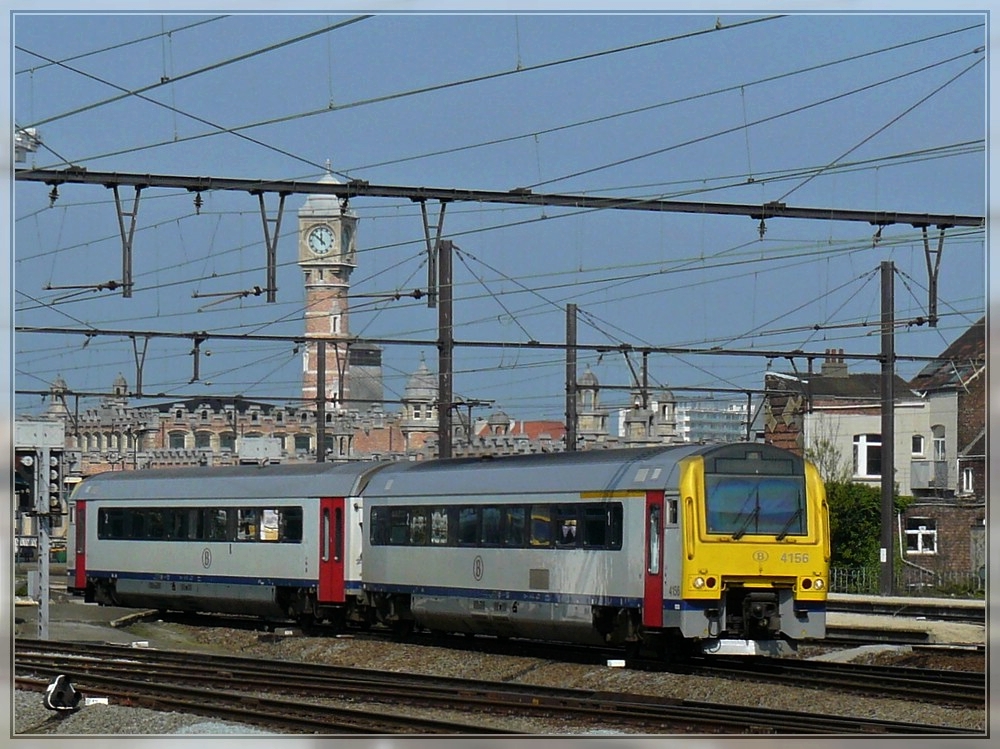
[761,318,986,583]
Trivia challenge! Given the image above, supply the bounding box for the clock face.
[307,225,334,255]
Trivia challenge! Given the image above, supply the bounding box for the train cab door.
[74,500,87,591]
[642,491,665,628]
[318,497,346,604]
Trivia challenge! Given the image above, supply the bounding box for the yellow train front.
[663,442,830,656]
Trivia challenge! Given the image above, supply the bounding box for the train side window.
[530,505,552,547]
[430,507,449,545]
[130,510,146,540]
[582,505,611,548]
[667,498,678,526]
[258,509,280,541]
[99,508,125,540]
[608,503,623,549]
[554,505,578,548]
[334,508,344,561]
[322,508,331,562]
[370,507,388,546]
[389,508,410,545]
[205,509,228,541]
[409,508,428,545]
[237,509,260,541]
[281,507,303,542]
[458,507,479,546]
[481,506,502,546]
[647,504,662,575]
[504,506,526,547]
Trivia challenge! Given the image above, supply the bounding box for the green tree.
[825,481,912,569]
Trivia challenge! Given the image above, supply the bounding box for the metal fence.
[830,567,986,597]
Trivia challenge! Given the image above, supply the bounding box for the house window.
[962,467,974,495]
[932,425,946,461]
[195,432,212,449]
[168,432,187,449]
[294,434,311,453]
[220,433,236,451]
[911,435,925,456]
[905,517,937,554]
[853,433,881,478]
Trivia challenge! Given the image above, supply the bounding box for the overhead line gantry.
[15,167,983,318]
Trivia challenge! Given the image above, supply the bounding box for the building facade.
[762,320,986,582]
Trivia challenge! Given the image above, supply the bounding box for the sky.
[8,7,988,427]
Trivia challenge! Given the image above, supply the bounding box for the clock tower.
[298,170,358,412]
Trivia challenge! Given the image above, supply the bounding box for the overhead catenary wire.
[13,16,984,414]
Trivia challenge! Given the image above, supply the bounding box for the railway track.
[663,654,985,707]
[14,640,981,735]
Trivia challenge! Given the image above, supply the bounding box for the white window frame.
[961,466,975,495]
[905,517,937,555]
[853,433,882,479]
[911,434,925,457]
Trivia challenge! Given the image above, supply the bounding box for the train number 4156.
[780,552,809,564]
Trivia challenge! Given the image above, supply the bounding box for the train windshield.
[703,475,806,538]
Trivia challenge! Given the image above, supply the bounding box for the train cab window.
[389,508,410,545]
[458,507,479,546]
[504,506,526,547]
[409,508,428,545]
[430,508,449,545]
[530,506,552,547]
[480,506,502,546]
[554,506,578,548]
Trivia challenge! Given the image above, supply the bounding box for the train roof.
[365,443,801,498]
[71,461,388,502]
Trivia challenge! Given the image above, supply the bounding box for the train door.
[318,497,346,603]
[642,491,665,628]
[73,501,87,591]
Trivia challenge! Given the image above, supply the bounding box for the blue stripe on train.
[88,569,318,588]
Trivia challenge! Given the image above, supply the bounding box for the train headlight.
[693,576,706,589]
[814,579,825,590]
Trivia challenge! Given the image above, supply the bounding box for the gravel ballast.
[13,619,987,736]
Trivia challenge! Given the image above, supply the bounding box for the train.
[66,442,829,657]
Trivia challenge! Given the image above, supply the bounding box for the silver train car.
[66,462,382,628]
[362,442,829,656]
[67,442,829,657]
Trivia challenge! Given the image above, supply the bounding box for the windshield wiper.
[731,489,760,540]
[775,507,804,541]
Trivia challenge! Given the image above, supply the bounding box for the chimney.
[821,348,849,378]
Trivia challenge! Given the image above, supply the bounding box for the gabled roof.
[909,316,986,392]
